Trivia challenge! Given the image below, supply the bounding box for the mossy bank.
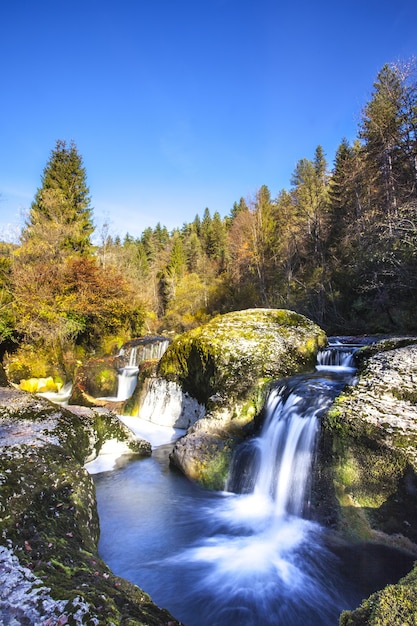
[0,387,180,625]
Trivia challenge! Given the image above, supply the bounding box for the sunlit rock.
[0,387,178,625]
[159,308,327,488]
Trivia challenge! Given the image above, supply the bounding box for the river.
[92,345,415,625]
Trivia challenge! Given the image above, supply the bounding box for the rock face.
[159,308,327,488]
[134,377,205,428]
[317,338,417,626]
[0,387,180,625]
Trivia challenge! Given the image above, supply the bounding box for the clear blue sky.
[1,0,416,241]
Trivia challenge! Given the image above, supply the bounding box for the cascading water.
[109,337,170,402]
[116,347,139,401]
[93,341,414,626]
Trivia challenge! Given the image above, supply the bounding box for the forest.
[1,61,416,378]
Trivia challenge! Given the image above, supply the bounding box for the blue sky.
[1,0,416,241]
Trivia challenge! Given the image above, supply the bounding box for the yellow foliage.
[19,377,61,393]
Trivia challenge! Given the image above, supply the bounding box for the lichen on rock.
[319,338,417,626]
[0,387,180,625]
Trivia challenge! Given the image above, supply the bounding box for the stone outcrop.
[317,338,417,626]
[159,308,327,488]
[0,387,180,625]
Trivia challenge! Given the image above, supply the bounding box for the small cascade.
[227,343,358,518]
[117,367,139,401]
[315,340,361,372]
[120,337,170,368]
[115,336,170,402]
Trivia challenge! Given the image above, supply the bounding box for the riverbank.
[326,338,417,626]
[0,387,180,625]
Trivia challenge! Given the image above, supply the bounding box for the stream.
[92,344,415,626]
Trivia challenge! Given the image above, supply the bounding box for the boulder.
[318,338,417,626]
[0,387,179,625]
[158,308,327,488]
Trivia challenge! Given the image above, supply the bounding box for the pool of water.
[94,441,415,626]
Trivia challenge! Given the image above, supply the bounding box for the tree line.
[1,61,416,373]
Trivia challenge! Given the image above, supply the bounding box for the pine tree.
[23,139,93,255]
[359,65,403,224]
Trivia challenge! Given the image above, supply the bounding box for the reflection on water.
[94,443,414,626]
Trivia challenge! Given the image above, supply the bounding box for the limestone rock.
[320,338,417,626]
[0,387,178,625]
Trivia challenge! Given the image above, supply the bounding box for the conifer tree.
[23,139,93,255]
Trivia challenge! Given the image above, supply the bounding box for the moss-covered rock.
[317,339,417,625]
[0,387,179,625]
[163,308,326,488]
[159,308,326,406]
[69,336,171,409]
[70,355,122,405]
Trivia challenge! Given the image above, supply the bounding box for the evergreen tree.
[23,140,93,255]
[359,64,405,227]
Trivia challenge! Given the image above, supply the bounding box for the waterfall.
[121,338,170,367]
[115,337,170,401]
[117,366,139,401]
[96,340,415,626]
[227,344,358,519]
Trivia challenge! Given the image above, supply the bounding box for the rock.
[159,308,327,488]
[69,355,121,405]
[0,387,179,625]
[320,338,417,626]
[133,377,205,428]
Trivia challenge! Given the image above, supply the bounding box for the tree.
[290,147,332,322]
[23,140,94,255]
[359,65,404,227]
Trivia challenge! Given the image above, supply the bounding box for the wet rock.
[321,338,417,626]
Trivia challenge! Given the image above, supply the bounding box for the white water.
[137,378,205,428]
[104,337,171,402]
[119,338,170,367]
[94,342,414,625]
[116,366,139,401]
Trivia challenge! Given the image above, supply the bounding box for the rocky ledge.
[0,387,180,626]
[320,338,417,626]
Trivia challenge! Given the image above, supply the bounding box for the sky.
[1,0,417,242]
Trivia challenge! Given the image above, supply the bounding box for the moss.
[340,565,417,625]
[196,443,232,490]
[320,386,417,548]
[0,391,179,625]
[158,308,326,406]
[392,387,417,405]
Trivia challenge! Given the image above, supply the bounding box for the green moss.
[340,566,417,625]
[197,445,232,490]
[392,387,417,405]
[0,393,179,625]
[158,308,326,406]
